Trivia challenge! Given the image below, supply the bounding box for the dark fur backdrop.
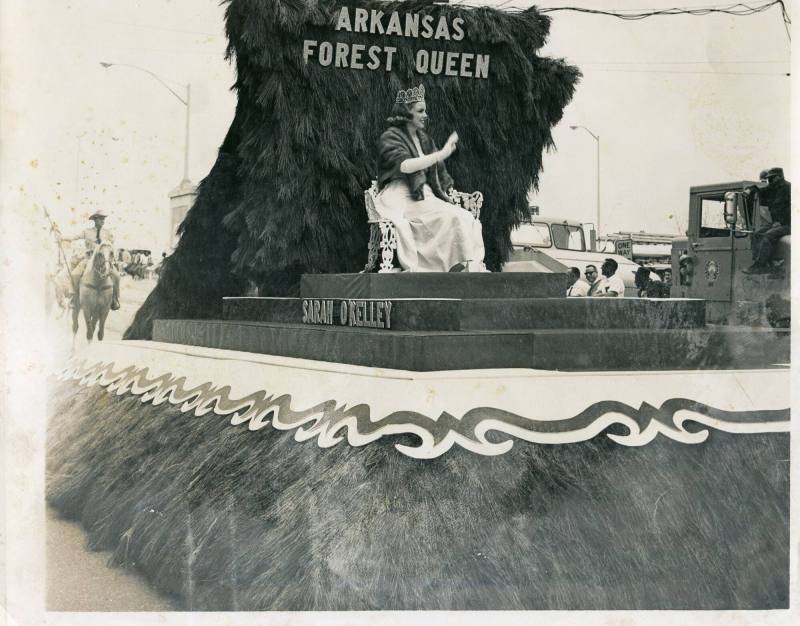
[47,381,788,610]
[125,0,580,339]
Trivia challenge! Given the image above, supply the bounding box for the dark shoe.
[448,262,466,273]
[742,264,770,275]
[111,296,121,311]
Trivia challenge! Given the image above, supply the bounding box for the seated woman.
[374,84,487,272]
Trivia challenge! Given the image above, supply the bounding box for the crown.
[395,84,425,105]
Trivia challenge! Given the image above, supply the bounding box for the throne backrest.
[364,180,382,222]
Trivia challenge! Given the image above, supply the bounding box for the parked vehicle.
[670,181,790,326]
[506,215,655,297]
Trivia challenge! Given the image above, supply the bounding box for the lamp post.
[100,62,191,183]
[569,125,600,237]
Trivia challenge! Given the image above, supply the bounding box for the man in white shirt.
[565,267,589,297]
[593,258,626,297]
[584,264,603,296]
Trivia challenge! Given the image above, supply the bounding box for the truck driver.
[743,167,791,275]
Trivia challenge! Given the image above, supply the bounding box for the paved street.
[47,507,176,611]
[46,275,176,611]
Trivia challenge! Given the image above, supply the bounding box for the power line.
[576,59,788,64]
[104,2,793,43]
[587,68,789,75]
[537,1,791,40]
[511,1,786,8]
[457,1,791,41]
[538,0,785,18]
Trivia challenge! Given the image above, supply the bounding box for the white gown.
[372,137,486,272]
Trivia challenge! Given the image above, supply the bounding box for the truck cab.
[670,181,790,324]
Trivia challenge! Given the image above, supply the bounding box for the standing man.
[743,167,791,274]
[585,264,602,296]
[566,267,589,297]
[58,210,121,310]
[593,258,626,297]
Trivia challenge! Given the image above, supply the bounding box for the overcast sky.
[1,0,792,255]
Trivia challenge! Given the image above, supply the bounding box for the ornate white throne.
[362,181,483,273]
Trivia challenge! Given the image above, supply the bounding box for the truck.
[669,181,790,326]
[506,214,653,297]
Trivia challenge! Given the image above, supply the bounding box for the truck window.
[515,222,552,247]
[700,198,746,238]
[551,223,586,251]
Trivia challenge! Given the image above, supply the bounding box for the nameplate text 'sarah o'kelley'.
[302,299,393,329]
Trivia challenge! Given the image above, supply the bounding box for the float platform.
[49,271,791,610]
[152,273,789,371]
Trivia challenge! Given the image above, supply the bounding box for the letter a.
[336,7,352,32]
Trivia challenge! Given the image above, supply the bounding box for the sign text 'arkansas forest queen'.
[302,6,490,78]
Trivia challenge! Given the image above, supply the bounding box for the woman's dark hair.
[387,101,418,127]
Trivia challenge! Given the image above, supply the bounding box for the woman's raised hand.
[441,132,459,159]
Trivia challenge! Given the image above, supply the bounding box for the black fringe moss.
[47,381,789,610]
[125,0,580,339]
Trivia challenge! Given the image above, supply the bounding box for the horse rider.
[57,210,121,310]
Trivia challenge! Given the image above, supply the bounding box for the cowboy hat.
[89,210,108,220]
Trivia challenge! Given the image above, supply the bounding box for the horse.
[73,243,114,342]
[47,266,72,319]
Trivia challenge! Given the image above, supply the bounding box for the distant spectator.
[594,258,625,297]
[662,269,672,287]
[156,252,167,276]
[585,264,602,296]
[678,253,694,286]
[566,267,589,297]
[634,266,669,298]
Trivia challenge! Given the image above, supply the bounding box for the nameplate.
[302,299,393,329]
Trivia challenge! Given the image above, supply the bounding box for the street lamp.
[100,61,191,183]
[569,125,600,237]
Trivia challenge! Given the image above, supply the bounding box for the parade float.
[47,0,789,611]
